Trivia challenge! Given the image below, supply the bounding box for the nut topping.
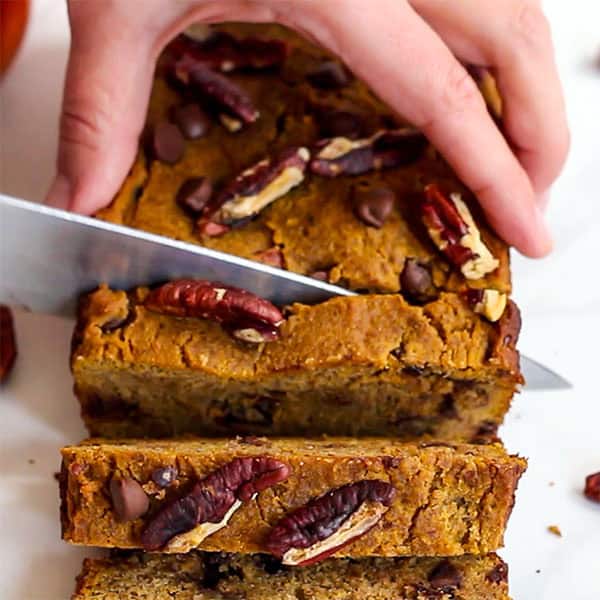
[175,59,259,128]
[310,128,426,177]
[584,472,600,503]
[200,147,309,234]
[144,279,284,343]
[109,477,150,522]
[265,480,395,566]
[422,184,499,279]
[141,457,290,551]
[464,288,507,322]
[0,305,17,383]
[175,31,287,72]
[352,185,395,228]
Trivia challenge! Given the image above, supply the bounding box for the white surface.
[1,1,599,598]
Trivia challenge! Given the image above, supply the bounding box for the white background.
[1,1,599,598]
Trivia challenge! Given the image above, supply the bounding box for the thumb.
[46,5,157,213]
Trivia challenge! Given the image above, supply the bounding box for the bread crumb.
[547,525,562,537]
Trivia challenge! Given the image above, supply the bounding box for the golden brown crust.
[71,286,521,440]
[60,437,526,557]
[72,551,511,600]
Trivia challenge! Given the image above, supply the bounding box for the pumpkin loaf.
[72,551,511,600]
[97,23,511,303]
[72,283,521,441]
[59,437,525,559]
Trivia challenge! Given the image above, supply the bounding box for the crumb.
[536,569,541,574]
[53,472,61,481]
[547,525,562,537]
[28,459,35,465]
[548,481,555,487]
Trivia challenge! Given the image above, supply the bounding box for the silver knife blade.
[0,194,571,391]
[0,194,354,313]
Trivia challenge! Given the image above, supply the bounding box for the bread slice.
[72,285,521,441]
[60,437,525,558]
[72,551,511,599]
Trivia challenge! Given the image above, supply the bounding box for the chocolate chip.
[353,186,394,228]
[307,61,351,89]
[319,110,364,139]
[428,560,462,590]
[171,103,210,139]
[486,562,509,584]
[109,477,149,522]
[176,177,213,215]
[400,259,434,302]
[151,466,178,488]
[152,121,185,164]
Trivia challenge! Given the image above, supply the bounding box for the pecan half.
[199,147,309,234]
[175,59,259,127]
[422,184,499,279]
[144,279,284,343]
[265,480,395,566]
[309,128,426,177]
[584,472,600,503]
[0,305,17,383]
[141,457,290,551]
[463,288,507,322]
[174,30,287,73]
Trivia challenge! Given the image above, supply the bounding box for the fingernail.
[45,174,71,210]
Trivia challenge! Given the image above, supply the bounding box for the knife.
[0,194,571,391]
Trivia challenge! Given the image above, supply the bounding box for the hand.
[47,0,568,257]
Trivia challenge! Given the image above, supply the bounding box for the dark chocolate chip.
[177,177,213,215]
[307,61,351,89]
[486,562,509,584]
[400,259,434,302]
[151,466,178,488]
[319,110,364,139]
[152,121,185,164]
[109,477,149,522]
[353,186,394,228]
[171,103,210,139]
[428,560,462,590]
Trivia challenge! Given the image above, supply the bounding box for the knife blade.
[0,194,571,391]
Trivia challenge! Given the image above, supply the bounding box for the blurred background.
[1,1,599,598]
